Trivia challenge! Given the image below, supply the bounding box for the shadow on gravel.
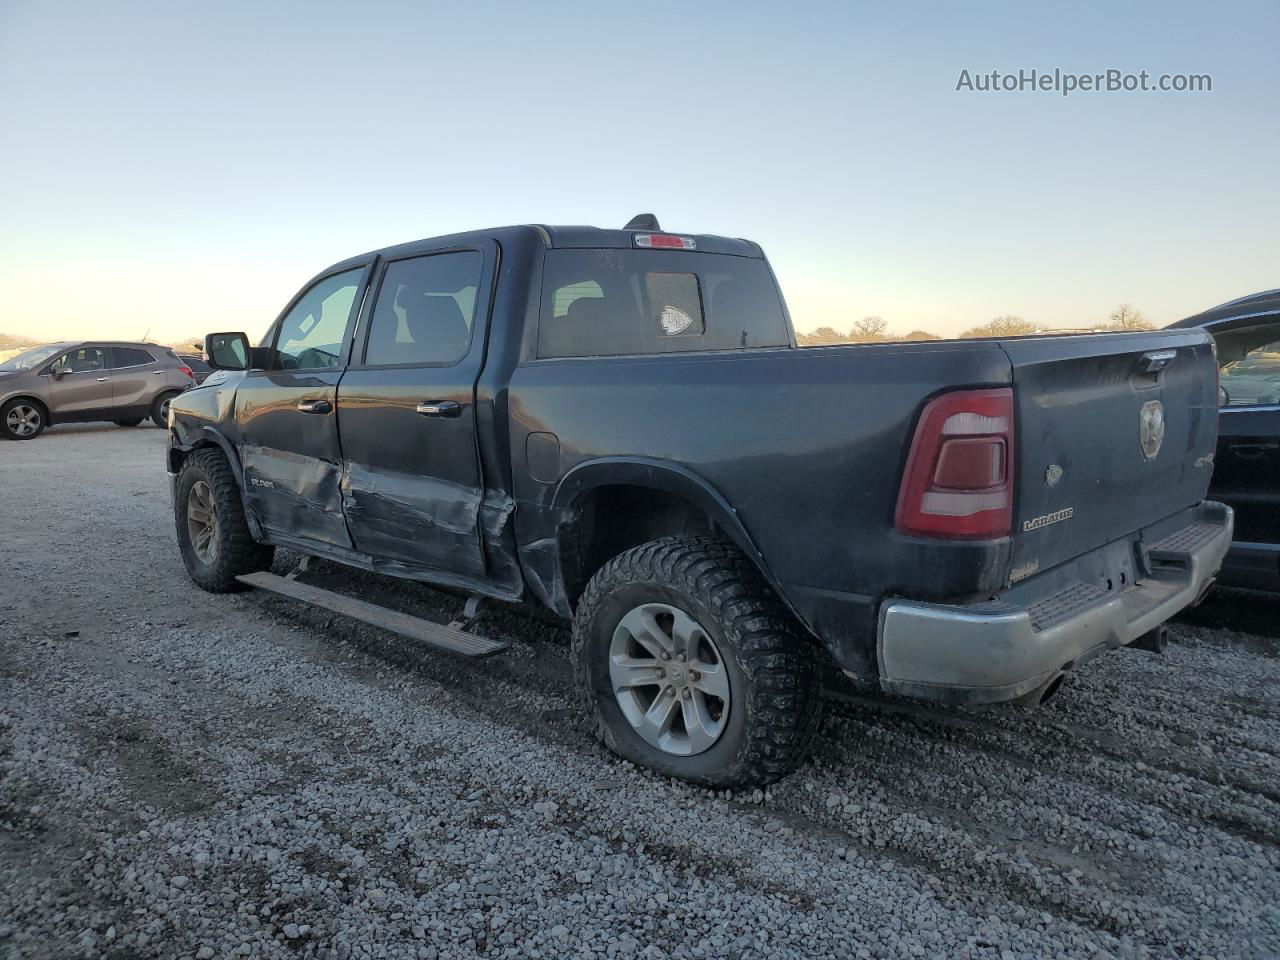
[1174,586,1280,652]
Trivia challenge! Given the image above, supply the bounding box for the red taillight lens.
[895,388,1015,539]
[633,233,696,249]
[179,365,194,379]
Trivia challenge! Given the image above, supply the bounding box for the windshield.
[0,344,63,372]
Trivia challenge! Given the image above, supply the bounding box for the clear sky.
[1,0,1276,344]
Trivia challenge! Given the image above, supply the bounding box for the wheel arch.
[549,457,796,618]
[169,426,264,541]
[1,394,50,422]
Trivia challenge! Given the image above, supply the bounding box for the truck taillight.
[633,234,696,249]
[895,388,1015,539]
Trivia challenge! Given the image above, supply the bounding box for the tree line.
[797,303,1153,346]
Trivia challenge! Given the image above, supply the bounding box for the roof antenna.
[624,213,661,231]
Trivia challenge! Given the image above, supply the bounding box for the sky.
[1,0,1277,344]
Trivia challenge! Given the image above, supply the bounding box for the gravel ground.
[1,424,1278,960]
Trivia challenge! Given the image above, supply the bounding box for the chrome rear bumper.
[877,501,1233,705]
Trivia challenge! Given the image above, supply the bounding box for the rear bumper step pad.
[236,571,508,658]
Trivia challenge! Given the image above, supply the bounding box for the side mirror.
[205,332,251,371]
[52,366,71,380]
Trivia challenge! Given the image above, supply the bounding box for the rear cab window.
[537,249,789,358]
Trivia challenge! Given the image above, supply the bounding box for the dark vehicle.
[167,217,1231,786]
[0,341,194,440]
[1171,289,1280,589]
[179,354,213,385]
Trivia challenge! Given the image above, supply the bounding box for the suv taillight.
[179,365,194,379]
[894,388,1015,539]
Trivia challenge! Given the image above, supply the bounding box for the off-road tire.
[151,391,180,428]
[1,398,46,440]
[114,417,144,427]
[175,448,274,592]
[573,536,824,788]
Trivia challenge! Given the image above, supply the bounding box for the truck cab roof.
[322,222,765,277]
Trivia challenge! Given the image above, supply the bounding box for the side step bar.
[235,571,509,658]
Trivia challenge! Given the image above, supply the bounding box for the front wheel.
[175,448,274,591]
[1,399,46,440]
[572,537,823,788]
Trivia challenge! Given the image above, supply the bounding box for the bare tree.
[851,316,887,340]
[961,315,1040,339]
[1105,303,1153,330]
[901,329,942,341]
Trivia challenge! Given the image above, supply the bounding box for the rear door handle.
[296,399,333,414]
[416,400,462,418]
[96,377,109,382]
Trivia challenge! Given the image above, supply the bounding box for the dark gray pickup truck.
[168,216,1232,787]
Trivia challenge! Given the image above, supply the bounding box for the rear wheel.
[175,448,274,591]
[114,417,144,427]
[151,391,179,428]
[572,536,823,788]
[1,399,46,440]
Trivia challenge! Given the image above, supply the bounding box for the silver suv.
[0,341,194,440]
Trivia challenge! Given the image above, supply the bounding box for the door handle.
[96,377,109,382]
[416,400,462,418]
[296,399,333,414]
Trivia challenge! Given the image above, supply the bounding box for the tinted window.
[363,252,482,366]
[538,249,789,358]
[183,356,211,373]
[111,347,156,368]
[1215,322,1280,407]
[273,268,363,370]
[50,347,107,373]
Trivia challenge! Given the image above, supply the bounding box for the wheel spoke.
[617,605,674,659]
[610,656,664,690]
[637,686,679,741]
[691,661,730,701]
[681,691,722,754]
[668,608,704,660]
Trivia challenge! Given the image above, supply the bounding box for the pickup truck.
[167,216,1233,787]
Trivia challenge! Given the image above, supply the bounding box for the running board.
[235,571,509,658]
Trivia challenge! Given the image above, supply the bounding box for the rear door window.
[110,347,156,368]
[362,251,483,366]
[538,249,789,358]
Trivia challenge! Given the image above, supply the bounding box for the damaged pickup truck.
[168,215,1232,787]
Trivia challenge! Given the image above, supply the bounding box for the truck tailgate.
[1003,329,1219,578]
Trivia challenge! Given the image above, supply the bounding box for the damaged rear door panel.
[335,243,506,585]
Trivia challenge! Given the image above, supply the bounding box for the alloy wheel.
[608,602,731,756]
[5,404,41,438]
[186,480,217,564]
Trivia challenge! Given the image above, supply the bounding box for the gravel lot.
[1,424,1278,960]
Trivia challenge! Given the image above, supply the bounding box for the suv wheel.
[151,391,179,428]
[1,399,46,440]
[573,536,823,788]
[114,417,144,427]
[175,448,274,592]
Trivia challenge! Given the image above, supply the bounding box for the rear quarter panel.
[507,341,1014,669]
